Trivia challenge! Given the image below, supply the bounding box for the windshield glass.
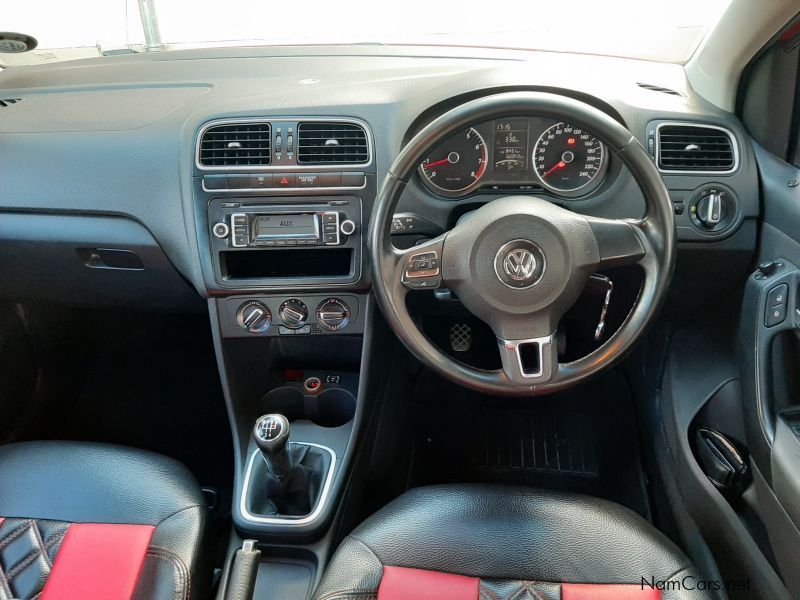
[3,0,731,67]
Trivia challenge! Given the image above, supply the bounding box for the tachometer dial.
[420,127,487,194]
[533,123,606,194]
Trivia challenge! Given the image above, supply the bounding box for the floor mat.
[408,368,651,519]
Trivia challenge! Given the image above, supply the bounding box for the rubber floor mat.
[408,368,650,518]
[471,409,598,477]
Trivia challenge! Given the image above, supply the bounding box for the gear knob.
[253,414,293,479]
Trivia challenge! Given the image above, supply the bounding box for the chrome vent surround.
[636,82,685,98]
[199,122,271,167]
[297,122,369,165]
[0,98,22,107]
[657,124,737,173]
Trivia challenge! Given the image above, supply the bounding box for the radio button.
[297,173,319,187]
[250,174,273,188]
[322,213,338,224]
[323,233,339,245]
[274,173,296,188]
[231,214,248,226]
[212,222,230,239]
[319,172,342,187]
[227,175,250,189]
[342,172,365,187]
[340,220,356,236]
[204,176,227,190]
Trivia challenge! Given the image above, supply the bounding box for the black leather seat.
[314,484,711,600]
[0,441,209,600]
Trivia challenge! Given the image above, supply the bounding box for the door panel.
[738,142,800,597]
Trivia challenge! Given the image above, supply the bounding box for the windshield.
[3,0,731,67]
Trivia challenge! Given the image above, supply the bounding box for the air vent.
[636,82,685,98]
[199,122,271,167]
[297,122,369,165]
[0,98,22,107]
[657,124,736,172]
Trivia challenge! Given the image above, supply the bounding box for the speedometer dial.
[419,127,487,194]
[533,123,606,194]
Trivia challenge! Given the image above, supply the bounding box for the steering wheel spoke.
[396,234,447,292]
[585,216,647,270]
[497,333,558,385]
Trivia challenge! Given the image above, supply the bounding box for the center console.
[194,117,379,598]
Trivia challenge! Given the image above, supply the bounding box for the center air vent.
[657,124,736,172]
[199,122,271,167]
[297,122,369,165]
[0,98,22,107]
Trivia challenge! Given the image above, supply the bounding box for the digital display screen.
[493,119,529,178]
[255,214,318,238]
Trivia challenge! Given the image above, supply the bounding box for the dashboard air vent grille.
[297,122,369,165]
[657,125,735,172]
[0,98,22,107]
[636,82,685,97]
[199,123,271,167]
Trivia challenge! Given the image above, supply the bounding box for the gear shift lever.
[253,414,293,480]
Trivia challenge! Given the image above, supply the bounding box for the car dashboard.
[0,44,757,317]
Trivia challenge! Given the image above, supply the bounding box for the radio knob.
[340,219,356,236]
[279,299,308,329]
[316,298,351,331]
[212,222,230,239]
[236,301,272,334]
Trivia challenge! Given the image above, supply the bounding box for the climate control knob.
[279,299,308,329]
[316,298,351,331]
[236,301,272,334]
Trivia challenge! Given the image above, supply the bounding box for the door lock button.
[765,283,789,327]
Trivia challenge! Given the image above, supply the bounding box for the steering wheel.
[370,92,675,396]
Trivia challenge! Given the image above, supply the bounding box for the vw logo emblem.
[494,240,546,289]
[503,249,536,281]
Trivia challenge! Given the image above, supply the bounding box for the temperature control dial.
[236,301,272,334]
[316,298,351,331]
[279,299,308,329]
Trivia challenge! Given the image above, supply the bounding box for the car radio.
[211,209,357,248]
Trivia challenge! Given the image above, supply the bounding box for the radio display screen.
[255,214,318,239]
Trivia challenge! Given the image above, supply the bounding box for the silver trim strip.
[655,121,739,175]
[201,180,368,193]
[239,442,337,526]
[196,117,374,172]
[497,333,555,379]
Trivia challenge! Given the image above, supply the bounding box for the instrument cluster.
[418,118,609,199]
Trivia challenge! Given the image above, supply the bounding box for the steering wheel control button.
[316,298,351,331]
[236,301,272,334]
[279,299,309,329]
[304,377,322,392]
[494,240,546,289]
[212,222,230,239]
